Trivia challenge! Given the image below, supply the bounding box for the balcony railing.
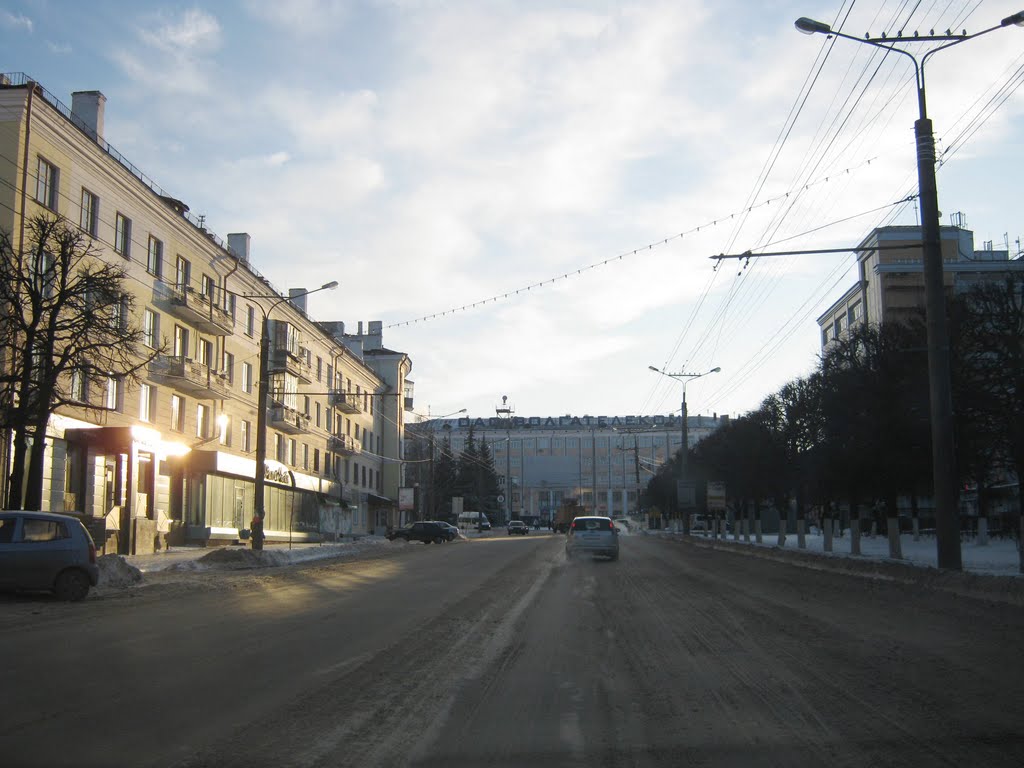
[269,404,308,435]
[154,282,235,335]
[268,347,313,383]
[329,390,363,414]
[148,355,228,398]
[327,434,358,455]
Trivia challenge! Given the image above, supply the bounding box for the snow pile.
[97,554,143,587]
[156,536,398,572]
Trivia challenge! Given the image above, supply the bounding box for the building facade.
[416,413,727,525]
[817,221,1024,347]
[0,74,411,550]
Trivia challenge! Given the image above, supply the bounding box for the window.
[302,444,309,470]
[197,338,212,367]
[171,395,185,432]
[313,449,320,473]
[246,306,255,337]
[80,189,98,236]
[241,362,253,394]
[174,325,189,358]
[35,157,59,210]
[219,415,231,446]
[848,300,863,325]
[275,434,285,463]
[288,439,296,466]
[303,395,310,417]
[200,274,215,299]
[147,236,163,277]
[111,295,129,332]
[196,404,210,439]
[114,212,131,258]
[175,256,191,291]
[70,368,87,403]
[241,420,251,452]
[143,309,159,349]
[32,250,54,298]
[315,402,321,427]
[316,357,322,381]
[139,384,154,422]
[222,352,234,384]
[23,518,69,542]
[105,377,123,412]
[226,293,236,319]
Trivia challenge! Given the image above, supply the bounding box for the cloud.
[46,41,72,55]
[1,11,32,31]
[112,7,222,95]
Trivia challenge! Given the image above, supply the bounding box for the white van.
[458,511,491,531]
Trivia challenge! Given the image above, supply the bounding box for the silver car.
[565,516,619,561]
[0,511,100,601]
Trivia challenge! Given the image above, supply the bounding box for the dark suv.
[387,521,452,544]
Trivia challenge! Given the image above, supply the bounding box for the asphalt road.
[3,531,1023,768]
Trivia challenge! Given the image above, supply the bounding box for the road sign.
[707,481,726,512]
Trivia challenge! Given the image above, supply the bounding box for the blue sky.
[3,0,1022,422]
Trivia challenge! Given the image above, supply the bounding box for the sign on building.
[707,481,726,512]
[398,487,415,511]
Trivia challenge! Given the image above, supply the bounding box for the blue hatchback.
[0,511,100,601]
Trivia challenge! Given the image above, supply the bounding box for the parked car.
[507,520,529,535]
[0,511,100,601]
[432,522,460,541]
[387,521,452,544]
[565,516,619,561]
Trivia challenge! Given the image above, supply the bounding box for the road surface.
[2,531,1022,767]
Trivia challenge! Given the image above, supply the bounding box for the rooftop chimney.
[289,288,307,314]
[227,232,251,263]
[365,321,383,350]
[71,90,106,143]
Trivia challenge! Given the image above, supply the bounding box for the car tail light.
[88,541,96,564]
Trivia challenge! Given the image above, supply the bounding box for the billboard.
[398,487,416,511]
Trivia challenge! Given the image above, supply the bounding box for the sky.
[3,0,1022,423]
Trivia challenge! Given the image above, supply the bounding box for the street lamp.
[794,11,1023,571]
[649,365,720,533]
[251,280,338,550]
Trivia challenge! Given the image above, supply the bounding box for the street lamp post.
[422,408,466,520]
[795,11,1024,571]
[649,366,721,534]
[496,395,513,525]
[251,280,338,550]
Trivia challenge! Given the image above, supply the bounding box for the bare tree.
[0,215,159,510]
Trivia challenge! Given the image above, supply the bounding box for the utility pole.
[496,395,513,525]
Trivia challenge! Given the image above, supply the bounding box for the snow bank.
[97,554,143,587]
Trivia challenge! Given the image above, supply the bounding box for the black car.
[507,520,529,535]
[387,521,452,544]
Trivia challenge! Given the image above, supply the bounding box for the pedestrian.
[251,514,265,551]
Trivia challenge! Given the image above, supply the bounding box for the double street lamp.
[649,365,720,533]
[795,10,1024,571]
[251,280,338,550]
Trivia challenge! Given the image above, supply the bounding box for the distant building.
[413,413,728,524]
[817,221,1024,347]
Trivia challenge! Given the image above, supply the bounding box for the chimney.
[71,90,106,143]
[357,321,364,335]
[227,233,251,263]
[289,288,307,314]
[365,321,383,350]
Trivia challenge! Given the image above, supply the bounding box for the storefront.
[179,451,348,544]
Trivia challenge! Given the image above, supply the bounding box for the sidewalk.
[653,528,1022,577]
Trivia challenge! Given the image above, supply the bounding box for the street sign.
[497,495,505,503]
[676,480,696,510]
[707,481,726,512]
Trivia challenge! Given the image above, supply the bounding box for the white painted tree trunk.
[978,517,989,546]
[823,518,833,552]
[743,518,750,542]
[887,517,902,559]
[720,518,728,538]
[777,518,787,548]
[797,518,806,549]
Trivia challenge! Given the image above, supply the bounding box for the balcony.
[327,434,358,455]
[269,404,308,435]
[268,347,313,383]
[153,282,235,335]
[329,390,363,414]
[148,356,228,399]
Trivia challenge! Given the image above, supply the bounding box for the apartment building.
[817,221,1024,347]
[416,413,727,525]
[0,73,410,551]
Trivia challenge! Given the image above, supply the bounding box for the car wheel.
[434,536,444,544]
[54,569,91,602]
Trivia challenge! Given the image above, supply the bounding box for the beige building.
[817,222,1024,347]
[0,73,411,550]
